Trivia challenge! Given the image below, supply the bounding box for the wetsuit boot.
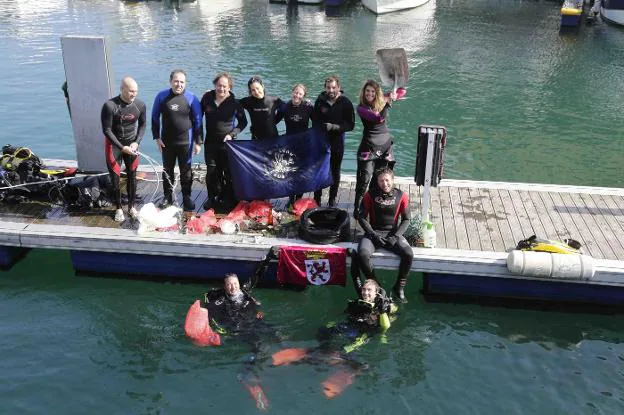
[392,277,407,304]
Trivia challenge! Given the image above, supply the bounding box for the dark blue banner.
[225,128,333,200]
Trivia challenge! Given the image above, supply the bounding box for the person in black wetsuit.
[312,75,355,207]
[353,79,398,218]
[276,83,314,207]
[151,69,203,211]
[202,273,277,411]
[101,76,146,222]
[357,167,413,303]
[272,271,397,398]
[239,76,283,140]
[200,72,248,212]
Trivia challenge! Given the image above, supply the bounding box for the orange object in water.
[244,383,269,412]
[184,300,221,346]
[271,348,309,366]
[322,370,355,399]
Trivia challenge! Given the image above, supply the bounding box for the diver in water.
[271,260,398,399]
[201,272,278,411]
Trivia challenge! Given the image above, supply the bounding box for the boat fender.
[507,250,595,280]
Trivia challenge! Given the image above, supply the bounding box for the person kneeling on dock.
[357,167,413,303]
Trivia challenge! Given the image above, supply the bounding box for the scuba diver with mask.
[271,259,398,399]
[186,272,278,411]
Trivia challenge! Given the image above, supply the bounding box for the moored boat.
[601,0,624,25]
[560,0,583,27]
[361,0,430,15]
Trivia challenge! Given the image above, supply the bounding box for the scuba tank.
[516,235,582,254]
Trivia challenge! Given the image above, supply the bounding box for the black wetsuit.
[276,99,315,202]
[357,187,413,285]
[101,95,147,209]
[354,103,395,216]
[312,91,355,204]
[201,90,247,208]
[151,89,203,203]
[240,95,283,140]
[277,99,314,135]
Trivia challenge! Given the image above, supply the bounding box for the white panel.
[61,35,114,172]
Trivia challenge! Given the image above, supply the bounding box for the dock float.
[2,161,624,307]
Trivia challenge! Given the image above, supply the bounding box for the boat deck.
[3,160,624,286]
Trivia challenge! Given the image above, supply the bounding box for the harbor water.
[1,0,624,413]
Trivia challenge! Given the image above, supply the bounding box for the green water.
[2,0,624,413]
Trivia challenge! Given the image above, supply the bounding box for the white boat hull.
[601,6,624,25]
[362,0,430,14]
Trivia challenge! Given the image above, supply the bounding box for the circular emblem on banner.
[265,148,298,180]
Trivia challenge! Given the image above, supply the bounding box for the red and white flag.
[277,246,347,286]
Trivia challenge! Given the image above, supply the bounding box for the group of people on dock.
[100,69,414,300]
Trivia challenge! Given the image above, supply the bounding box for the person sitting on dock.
[202,272,277,411]
[312,75,355,207]
[357,167,413,303]
[151,69,203,211]
[101,76,146,222]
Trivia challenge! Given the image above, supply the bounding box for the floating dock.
[2,159,624,306]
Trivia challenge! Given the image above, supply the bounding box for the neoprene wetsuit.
[354,102,395,216]
[276,99,314,135]
[200,90,247,209]
[101,95,147,210]
[151,88,203,205]
[239,95,283,140]
[312,91,355,205]
[357,187,413,296]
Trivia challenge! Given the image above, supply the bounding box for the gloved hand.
[324,123,338,132]
[370,233,386,247]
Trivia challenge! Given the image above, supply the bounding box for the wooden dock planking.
[428,185,447,248]
[497,189,527,249]
[448,186,470,250]
[549,191,602,258]
[571,192,622,260]
[467,187,494,252]
[584,193,624,257]
[529,190,568,243]
[458,187,483,251]
[438,186,458,249]
[483,188,516,252]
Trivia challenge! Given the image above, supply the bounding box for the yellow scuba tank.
[516,235,582,254]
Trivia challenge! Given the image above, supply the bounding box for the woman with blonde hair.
[353,79,398,218]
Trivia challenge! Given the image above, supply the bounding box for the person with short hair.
[151,69,203,211]
[101,76,146,222]
[239,76,283,140]
[357,167,413,302]
[312,75,355,207]
[200,72,247,211]
[202,272,276,411]
[353,79,398,218]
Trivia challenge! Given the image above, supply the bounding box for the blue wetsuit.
[151,89,203,203]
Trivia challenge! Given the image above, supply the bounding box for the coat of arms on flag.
[277,246,347,286]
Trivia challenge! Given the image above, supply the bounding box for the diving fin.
[322,369,356,399]
[244,383,269,412]
[271,348,309,366]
